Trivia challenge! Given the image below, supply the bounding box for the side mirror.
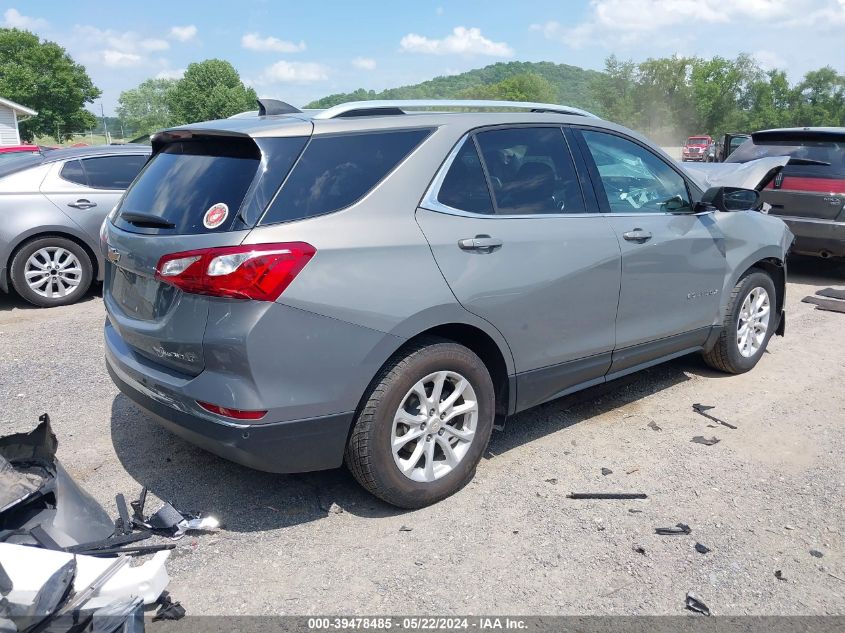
[698,186,760,212]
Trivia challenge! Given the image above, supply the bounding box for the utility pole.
[100,102,111,144]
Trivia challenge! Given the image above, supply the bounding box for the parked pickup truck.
[682,135,715,162]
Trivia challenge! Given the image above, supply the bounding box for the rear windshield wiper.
[120,212,175,228]
[787,158,831,166]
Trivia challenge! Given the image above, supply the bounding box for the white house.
[0,97,38,146]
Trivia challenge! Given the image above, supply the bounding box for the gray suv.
[102,100,793,508]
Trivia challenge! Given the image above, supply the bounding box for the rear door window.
[261,128,432,225]
[60,160,88,186]
[436,138,494,214]
[82,155,148,190]
[474,127,585,215]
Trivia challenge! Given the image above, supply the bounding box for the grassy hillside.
[305,61,603,111]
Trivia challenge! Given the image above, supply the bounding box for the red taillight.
[197,401,267,420]
[155,242,315,301]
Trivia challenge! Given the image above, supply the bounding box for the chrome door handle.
[67,199,97,210]
[458,235,503,253]
[622,229,652,243]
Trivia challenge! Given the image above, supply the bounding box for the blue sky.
[3,0,845,115]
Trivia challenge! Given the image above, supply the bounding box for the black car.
[726,128,845,259]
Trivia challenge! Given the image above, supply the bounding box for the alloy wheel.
[391,371,478,483]
[24,247,83,300]
[736,287,770,358]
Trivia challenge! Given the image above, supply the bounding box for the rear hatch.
[727,129,845,221]
[104,127,309,375]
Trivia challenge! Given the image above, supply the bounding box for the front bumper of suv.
[778,215,845,258]
[104,320,354,473]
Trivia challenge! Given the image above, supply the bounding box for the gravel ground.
[1,257,844,617]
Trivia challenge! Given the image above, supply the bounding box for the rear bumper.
[104,321,354,473]
[779,216,845,257]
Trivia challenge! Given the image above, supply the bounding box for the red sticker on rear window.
[203,203,229,229]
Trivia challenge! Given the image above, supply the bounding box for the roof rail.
[311,99,600,120]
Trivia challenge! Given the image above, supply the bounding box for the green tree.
[690,54,762,137]
[457,73,557,102]
[792,67,845,126]
[590,55,638,127]
[168,59,257,124]
[117,78,178,135]
[0,28,100,142]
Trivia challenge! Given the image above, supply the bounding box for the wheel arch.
[5,229,101,293]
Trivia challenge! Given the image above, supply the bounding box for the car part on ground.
[101,99,794,507]
[692,403,738,429]
[0,144,150,307]
[0,414,216,630]
[802,293,845,314]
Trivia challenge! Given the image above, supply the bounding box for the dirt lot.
[1,257,844,616]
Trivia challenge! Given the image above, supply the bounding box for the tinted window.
[582,130,692,214]
[60,160,87,186]
[82,155,148,190]
[116,138,267,234]
[436,138,494,214]
[728,139,845,176]
[262,129,431,225]
[475,127,584,215]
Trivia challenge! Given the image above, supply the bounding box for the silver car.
[0,145,150,307]
[102,100,793,508]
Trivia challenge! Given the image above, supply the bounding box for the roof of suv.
[159,99,604,141]
[752,127,845,142]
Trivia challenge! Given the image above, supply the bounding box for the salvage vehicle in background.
[720,133,751,162]
[725,127,845,259]
[102,99,793,508]
[682,135,714,162]
[0,145,150,307]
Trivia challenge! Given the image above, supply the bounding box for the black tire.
[345,337,495,509]
[10,236,93,308]
[702,269,777,374]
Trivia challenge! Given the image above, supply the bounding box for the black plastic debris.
[601,468,613,476]
[148,502,185,533]
[544,478,558,484]
[692,403,738,430]
[775,570,786,581]
[153,591,186,621]
[628,508,643,514]
[802,295,845,314]
[399,525,413,532]
[817,287,845,301]
[685,592,711,616]
[691,436,721,446]
[810,549,824,558]
[632,544,646,555]
[567,493,648,500]
[656,523,692,536]
[647,421,662,431]
[694,542,711,554]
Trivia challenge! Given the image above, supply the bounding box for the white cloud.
[70,26,172,68]
[400,26,513,57]
[352,56,377,70]
[155,68,184,80]
[753,50,788,71]
[2,8,48,29]
[533,0,845,47]
[241,32,306,53]
[169,25,197,42]
[102,50,143,68]
[257,60,330,84]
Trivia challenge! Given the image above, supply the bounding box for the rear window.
[728,139,845,176]
[260,128,432,225]
[115,138,271,234]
